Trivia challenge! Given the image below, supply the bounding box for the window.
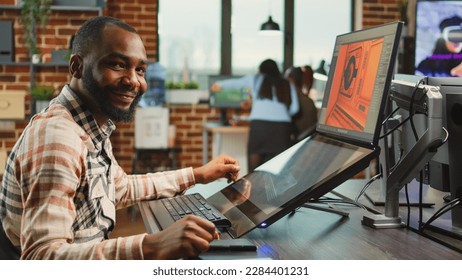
[294,0,352,73]
[158,0,220,87]
[158,1,353,86]
[231,0,284,74]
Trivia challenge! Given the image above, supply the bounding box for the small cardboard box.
[0,90,26,119]
[135,107,169,149]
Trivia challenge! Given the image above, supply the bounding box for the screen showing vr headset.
[415,0,462,77]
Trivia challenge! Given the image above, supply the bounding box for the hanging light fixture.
[260,16,281,34]
[259,0,281,35]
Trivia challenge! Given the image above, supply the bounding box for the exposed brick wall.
[1,0,402,180]
[362,0,402,28]
[0,0,158,175]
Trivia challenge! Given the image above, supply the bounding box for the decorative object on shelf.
[19,0,52,60]
[31,53,41,64]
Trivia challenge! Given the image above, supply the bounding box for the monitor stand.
[300,202,349,217]
[363,178,435,207]
[297,190,362,217]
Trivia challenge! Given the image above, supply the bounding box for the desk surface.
[202,122,249,133]
[139,179,462,260]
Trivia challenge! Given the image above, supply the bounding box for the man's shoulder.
[29,104,86,140]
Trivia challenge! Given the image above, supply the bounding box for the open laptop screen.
[317,22,402,146]
[207,134,376,237]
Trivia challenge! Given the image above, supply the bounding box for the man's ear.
[69,54,83,79]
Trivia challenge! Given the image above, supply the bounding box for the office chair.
[0,222,20,260]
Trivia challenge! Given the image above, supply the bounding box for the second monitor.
[208,75,250,125]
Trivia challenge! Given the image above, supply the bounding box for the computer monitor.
[208,75,250,125]
[317,24,399,146]
[389,74,462,231]
[415,0,462,77]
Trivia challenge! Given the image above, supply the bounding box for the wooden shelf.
[0,62,69,66]
[0,5,103,14]
[0,62,30,66]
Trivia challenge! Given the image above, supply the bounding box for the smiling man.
[0,16,240,260]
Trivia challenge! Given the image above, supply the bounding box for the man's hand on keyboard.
[142,215,218,259]
[193,154,240,184]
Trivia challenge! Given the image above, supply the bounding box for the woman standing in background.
[285,65,318,141]
[210,59,299,172]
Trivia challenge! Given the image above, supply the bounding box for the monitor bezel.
[316,21,403,148]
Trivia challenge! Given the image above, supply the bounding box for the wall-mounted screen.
[415,0,462,77]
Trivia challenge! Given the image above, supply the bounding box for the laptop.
[144,21,403,239]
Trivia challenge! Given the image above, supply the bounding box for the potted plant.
[19,0,52,62]
[165,81,205,104]
[31,85,55,112]
[398,0,408,25]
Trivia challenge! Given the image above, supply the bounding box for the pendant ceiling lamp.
[259,0,281,35]
[261,16,280,31]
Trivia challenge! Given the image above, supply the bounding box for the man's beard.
[82,69,141,122]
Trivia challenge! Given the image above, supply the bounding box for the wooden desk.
[138,179,462,259]
[202,122,249,175]
[363,179,462,252]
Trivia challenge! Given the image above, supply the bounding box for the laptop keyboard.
[161,193,232,228]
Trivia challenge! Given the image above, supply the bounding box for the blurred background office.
[0,0,407,175]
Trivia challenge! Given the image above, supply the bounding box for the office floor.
[110,205,146,238]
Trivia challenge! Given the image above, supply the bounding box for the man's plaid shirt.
[0,85,195,259]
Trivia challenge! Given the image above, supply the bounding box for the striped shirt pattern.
[0,85,195,259]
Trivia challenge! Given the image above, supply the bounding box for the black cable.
[420,198,461,232]
[408,79,426,141]
[379,115,411,139]
[418,171,424,231]
[437,127,449,148]
[404,183,410,227]
[355,173,382,204]
[406,79,426,230]
[405,217,462,254]
[389,147,404,173]
[382,105,401,126]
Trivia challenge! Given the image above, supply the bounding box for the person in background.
[0,16,240,260]
[210,59,299,172]
[416,15,462,77]
[285,65,318,141]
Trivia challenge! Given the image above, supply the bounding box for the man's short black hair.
[72,16,138,57]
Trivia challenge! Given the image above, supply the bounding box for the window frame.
[156,0,355,76]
